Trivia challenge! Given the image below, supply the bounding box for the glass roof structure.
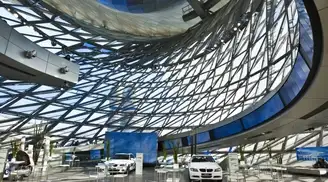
[0,0,302,146]
[42,0,201,39]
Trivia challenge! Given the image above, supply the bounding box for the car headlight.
[215,168,221,172]
[190,168,198,172]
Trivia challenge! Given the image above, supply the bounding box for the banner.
[296,147,328,161]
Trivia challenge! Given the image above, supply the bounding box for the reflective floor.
[5,167,328,182]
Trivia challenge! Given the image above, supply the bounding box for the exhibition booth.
[2,131,328,182]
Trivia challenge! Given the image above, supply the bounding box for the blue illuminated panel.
[242,94,284,129]
[90,150,101,160]
[297,0,314,65]
[97,0,182,13]
[196,132,210,144]
[187,136,192,146]
[65,154,72,161]
[212,120,243,139]
[279,55,310,105]
[164,138,182,149]
[105,132,158,164]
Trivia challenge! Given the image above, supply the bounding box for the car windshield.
[191,156,215,162]
[113,154,130,160]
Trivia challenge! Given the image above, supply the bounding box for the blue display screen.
[296,147,328,161]
[279,54,310,105]
[164,139,182,149]
[90,150,101,160]
[212,120,243,139]
[242,94,284,129]
[196,132,210,144]
[65,154,72,161]
[105,132,158,164]
[97,0,182,13]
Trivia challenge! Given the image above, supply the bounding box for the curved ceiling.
[42,0,200,39]
[0,0,299,145]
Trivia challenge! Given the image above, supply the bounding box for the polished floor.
[6,167,328,182]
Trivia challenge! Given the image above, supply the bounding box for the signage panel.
[296,147,328,161]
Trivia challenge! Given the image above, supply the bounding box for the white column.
[42,136,50,175]
[20,137,26,151]
[135,153,143,175]
[27,145,35,167]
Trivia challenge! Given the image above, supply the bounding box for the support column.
[27,145,34,166]
[20,137,26,151]
[193,134,197,154]
[190,136,194,155]
[42,136,50,175]
[316,127,324,147]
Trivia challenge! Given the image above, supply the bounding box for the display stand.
[228,153,239,173]
[42,136,50,176]
[228,153,241,182]
[20,137,26,151]
[136,153,143,175]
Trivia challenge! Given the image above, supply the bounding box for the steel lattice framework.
[0,0,299,146]
[211,125,328,167]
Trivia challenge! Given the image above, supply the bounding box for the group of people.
[313,158,328,168]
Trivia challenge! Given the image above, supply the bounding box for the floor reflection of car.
[188,154,223,182]
[104,153,136,174]
[158,154,190,166]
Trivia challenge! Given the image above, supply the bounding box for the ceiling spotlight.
[237,22,241,27]
[220,39,224,43]
[7,8,10,12]
[25,50,37,59]
[13,13,19,18]
[64,55,71,61]
[59,66,69,74]
[233,27,238,31]
[63,81,69,88]
[51,41,57,46]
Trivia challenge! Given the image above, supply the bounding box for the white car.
[189,155,223,182]
[104,153,136,174]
